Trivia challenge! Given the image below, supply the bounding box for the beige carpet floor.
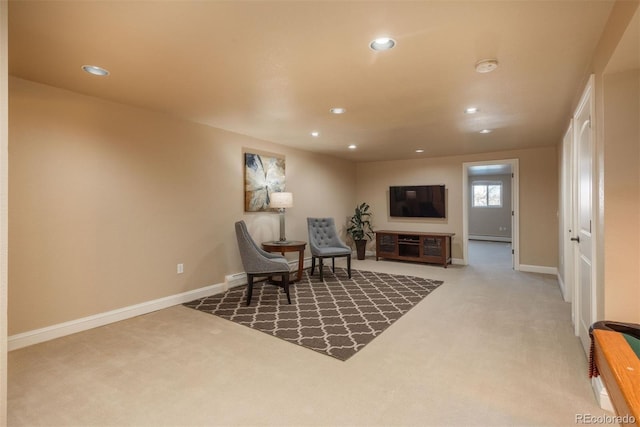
[7,241,614,426]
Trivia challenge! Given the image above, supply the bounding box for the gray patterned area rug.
[184,268,443,361]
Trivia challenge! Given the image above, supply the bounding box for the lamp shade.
[270,192,293,209]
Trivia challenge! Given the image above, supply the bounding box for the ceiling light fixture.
[475,59,499,73]
[330,107,346,115]
[311,131,319,137]
[348,144,357,150]
[479,129,492,134]
[370,37,396,51]
[464,107,480,114]
[415,149,425,153]
[82,65,110,76]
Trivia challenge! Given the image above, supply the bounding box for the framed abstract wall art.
[243,150,286,212]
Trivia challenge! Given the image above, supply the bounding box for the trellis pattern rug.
[184,268,443,361]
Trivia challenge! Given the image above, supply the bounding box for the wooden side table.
[262,240,307,282]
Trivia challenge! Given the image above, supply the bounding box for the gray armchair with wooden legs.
[307,217,352,281]
[234,220,291,305]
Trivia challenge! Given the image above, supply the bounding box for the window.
[472,181,502,207]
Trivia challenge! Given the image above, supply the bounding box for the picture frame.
[243,150,286,212]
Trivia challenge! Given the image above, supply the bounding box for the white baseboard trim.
[452,258,465,265]
[8,281,227,351]
[592,376,614,413]
[469,235,512,243]
[8,255,365,351]
[519,264,558,275]
[557,273,569,302]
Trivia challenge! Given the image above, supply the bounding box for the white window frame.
[472,180,503,208]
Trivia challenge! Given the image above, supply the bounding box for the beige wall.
[590,0,640,322]
[356,146,558,267]
[602,69,640,322]
[568,0,640,322]
[468,174,512,239]
[1,0,8,422]
[8,77,356,335]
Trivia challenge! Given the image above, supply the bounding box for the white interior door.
[573,76,595,354]
[561,121,574,305]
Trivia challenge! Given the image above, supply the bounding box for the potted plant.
[347,202,374,260]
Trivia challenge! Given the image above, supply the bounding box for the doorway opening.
[468,240,513,268]
[462,159,520,269]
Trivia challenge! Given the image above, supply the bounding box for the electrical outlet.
[177,263,184,274]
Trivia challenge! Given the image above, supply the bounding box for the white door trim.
[572,74,597,346]
[561,120,575,304]
[462,159,520,269]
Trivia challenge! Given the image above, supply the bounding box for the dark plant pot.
[355,240,367,260]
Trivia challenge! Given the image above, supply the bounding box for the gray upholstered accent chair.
[234,220,291,305]
[307,217,352,281]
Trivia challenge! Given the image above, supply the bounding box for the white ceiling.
[8,1,616,162]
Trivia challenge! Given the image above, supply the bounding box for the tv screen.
[389,185,446,218]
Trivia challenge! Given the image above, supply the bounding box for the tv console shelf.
[375,230,455,268]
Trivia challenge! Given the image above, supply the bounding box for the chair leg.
[347,254,351,279]
[311,257,316,275]
[319,258,324,281]
[283,273,291,304]
[246,274,254,306]
[331,257,335,272]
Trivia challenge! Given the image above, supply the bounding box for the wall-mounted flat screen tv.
[389,185,446,218]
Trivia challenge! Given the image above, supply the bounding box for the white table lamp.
[270,192,293,242]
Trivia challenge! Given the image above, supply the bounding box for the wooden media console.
[375,230,454,268]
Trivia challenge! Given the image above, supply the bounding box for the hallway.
[468,239,513,269]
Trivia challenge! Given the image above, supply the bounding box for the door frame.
[560,120,575,305]
[462,159,520,269]
[571,75,597,343]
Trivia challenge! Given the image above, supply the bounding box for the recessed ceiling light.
[475,59,498,73]
[464,107,480,114]
[348,144,357,150]
[370,37,396,51]
[415,149,425,153]
[479,129,492,134]
[311,131,319,137]
[330,107,346,115]
[82,65,110,76]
